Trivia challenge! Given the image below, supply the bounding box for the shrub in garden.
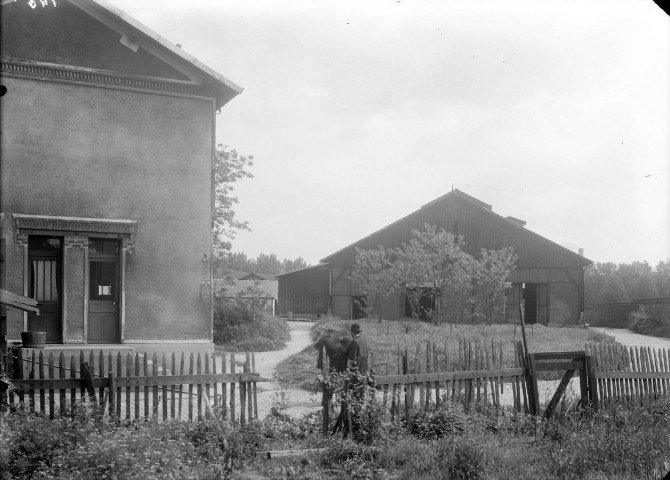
[213,281,289,350]
[410,403,467,439]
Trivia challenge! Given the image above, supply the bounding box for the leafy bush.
[410,403,466,439]
[213,281,289,351]
[0,403,255,479]
[628,306,670,338]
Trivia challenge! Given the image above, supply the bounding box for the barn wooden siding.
[323,190,590,322]
[277,266,330,316]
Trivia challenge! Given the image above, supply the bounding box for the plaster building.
[0,0,242,354]
[278,190,592,325]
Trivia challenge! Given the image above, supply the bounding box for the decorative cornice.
[13,214,137,236]
[1,59,217,100]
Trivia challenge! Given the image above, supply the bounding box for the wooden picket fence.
[1,349,271,427]
[586,343,670,406]
[373,340,529,423]
[322,340,530,433]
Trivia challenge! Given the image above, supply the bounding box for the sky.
[112,0,670,267]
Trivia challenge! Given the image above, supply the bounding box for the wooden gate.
[526,350,595,419]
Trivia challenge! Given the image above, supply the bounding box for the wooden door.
[88,239,119,343]
[28,236,62,343]
[537,283,549,325]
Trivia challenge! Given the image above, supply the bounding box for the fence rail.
[1,348,271,426]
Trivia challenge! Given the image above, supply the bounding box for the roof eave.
[79,0,243,108]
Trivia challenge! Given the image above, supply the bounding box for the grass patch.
[277,318,616,389]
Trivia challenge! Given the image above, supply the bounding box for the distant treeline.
[216,252,308,276]
[585,260,670,304]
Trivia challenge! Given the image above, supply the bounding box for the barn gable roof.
[321,189,591,268]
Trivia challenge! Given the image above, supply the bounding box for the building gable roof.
[1,0,242,108]
[321,189,591,268]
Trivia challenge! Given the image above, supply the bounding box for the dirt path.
[250,321,321,418]
[589,327,670,349]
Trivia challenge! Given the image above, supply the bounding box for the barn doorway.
[523,283,549,325]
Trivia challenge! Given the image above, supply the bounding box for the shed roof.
[214,279,278,299]
[0,288,40,314]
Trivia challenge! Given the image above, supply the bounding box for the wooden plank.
[70,355,77,414]
[144,353,150,418]
[253,352,258,420]
[59,353,66,417]
[544,369,575,419]
[212,354,218,420]
[153,353,159,417]
[403,349,410,425]
[178,352,184,420]
[134,353,140,419]
[17,349,25,407]
[108,372,116,417]
[533,361,585,371]
[98,350,105,403]
[162,353,168,420]
[595,371,670,380]
[197,353,202,419]
[188,353,194,421]
[28,351,35,412]
[204,353,211,420]
[240,358,247,430]
[246,352,252,421]
[48,353,55,419]
[532,351,586,360]
[80,351,86,401]
[171,353,178,419]
[230,353,236,425]
[373,367,526,385]
[222,352,228,420]
[39,351,46,415]
[116,353,122,416]
[126,353,132,420]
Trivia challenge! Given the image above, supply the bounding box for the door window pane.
[90,261,117,300]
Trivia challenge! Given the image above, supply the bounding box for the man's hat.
[350,323,362,334]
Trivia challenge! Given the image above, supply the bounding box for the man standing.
[344,322,370,439]
[346,323,368,373]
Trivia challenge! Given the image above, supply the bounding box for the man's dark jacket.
[346,333,369,373]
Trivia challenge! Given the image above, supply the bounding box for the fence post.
[80,362,97,402]
[525,353,538,416]
[321,344,329,435]
[108,372,116,417]
[586,353,598,409]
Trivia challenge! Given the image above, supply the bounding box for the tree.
[352,245,397,321]
[352,225,517,326]
[212,144,254,265]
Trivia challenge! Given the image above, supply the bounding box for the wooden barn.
[278,190,592,324]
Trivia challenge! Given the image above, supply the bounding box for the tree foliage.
[212,144,254,259]
[353,225,517,325]
[218,251,308,275]
[585,260,669,304]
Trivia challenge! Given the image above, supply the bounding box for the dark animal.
[315,329,351,373]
